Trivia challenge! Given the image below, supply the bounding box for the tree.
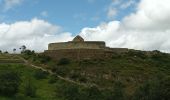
[13,48,16,53]
[0,70,21,96]
[4,51,8,54]
[20,45,26,53]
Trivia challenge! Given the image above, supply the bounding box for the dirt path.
[17,56,97,88]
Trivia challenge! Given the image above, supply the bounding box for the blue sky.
[0,0,138,34]
[1,0,170,52]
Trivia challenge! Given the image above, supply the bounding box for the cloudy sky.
[0,0,170,52]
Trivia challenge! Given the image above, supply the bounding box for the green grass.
[0,54,24,63]
[0,50,170,100]
[52,51,170,95]
[0,64,57,100]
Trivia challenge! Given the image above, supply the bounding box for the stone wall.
[44,49,113,60]
[45,39,129,60]
[48,41,106,50]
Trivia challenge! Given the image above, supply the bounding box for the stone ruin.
[44,35,128,60]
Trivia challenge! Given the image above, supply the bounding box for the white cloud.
[0,18,73,52]
[122,0,170,30]
[1,0,170,53]
[80,0,170,52]
[120,0,136,9]
[3,0,23,11]
[107,7,117,19]
[107,0,137,19]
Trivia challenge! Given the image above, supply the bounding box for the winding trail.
[17,56,98,88]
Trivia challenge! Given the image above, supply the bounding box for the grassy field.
[0,54,58,100]
[0,50,169,100]
[0,63,58,100]
[50,50,170,97]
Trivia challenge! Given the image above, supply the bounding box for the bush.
[127,50,147,59]
[4,51,8,54]
[0,70,21,96]
[79,86,102,100]
[56,82,79,100]
[56,82,103,100]
[112,81,126,100]
[22,50,51,64]
[48,75,57,84]
[34,70,48,80]
[37,54,51,64]
[57,58,70,65]
[22,50,35,55]
[24,79,36,97]
[132,76,170,100]
[55,66,69,76]
[79,76,87,83]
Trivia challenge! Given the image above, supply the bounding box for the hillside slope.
[50,51,170,92]
[0,50,170,100]
[0,54,57,100]
[46,50,170,99]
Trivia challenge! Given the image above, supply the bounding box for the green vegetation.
[0,70,21,96]
[0,50,170,100]
[0,64,57,100]
[133,75,170,100]
[47,50,170,99]
[0,54,56,100]
[33,70,48,80]
[23,79,37,97]
[57,58,70,65]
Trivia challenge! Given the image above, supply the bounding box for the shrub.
[132,76,170,100]
[56,83,79,100]
[0,70,21,96]
[79,86,102,100]
[69,72,80,80]
[55,66,69,76]
[24,79,36,97]
[55,82,103,100]
[37,54,51,64]
[127,50,147,59]
[4,51,8,54]
[21,50,35,55]
[57,58,70,65]
[48,75,57,84]
[79,76,87,83]
[112,81,126,100]
[34,70,48,80]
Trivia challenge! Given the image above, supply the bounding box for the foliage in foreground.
[0,64,56,100]
[0,50,170,100]
[55,75,170,100]
[0,70,21,96]
[133,76,170,100]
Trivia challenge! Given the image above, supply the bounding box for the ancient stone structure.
[44,35,128,60]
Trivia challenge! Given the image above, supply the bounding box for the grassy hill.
[45,50,170,100]
[0,54,57,100]
[0,50,169,100]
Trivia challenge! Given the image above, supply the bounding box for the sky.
[0,0,170,52]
